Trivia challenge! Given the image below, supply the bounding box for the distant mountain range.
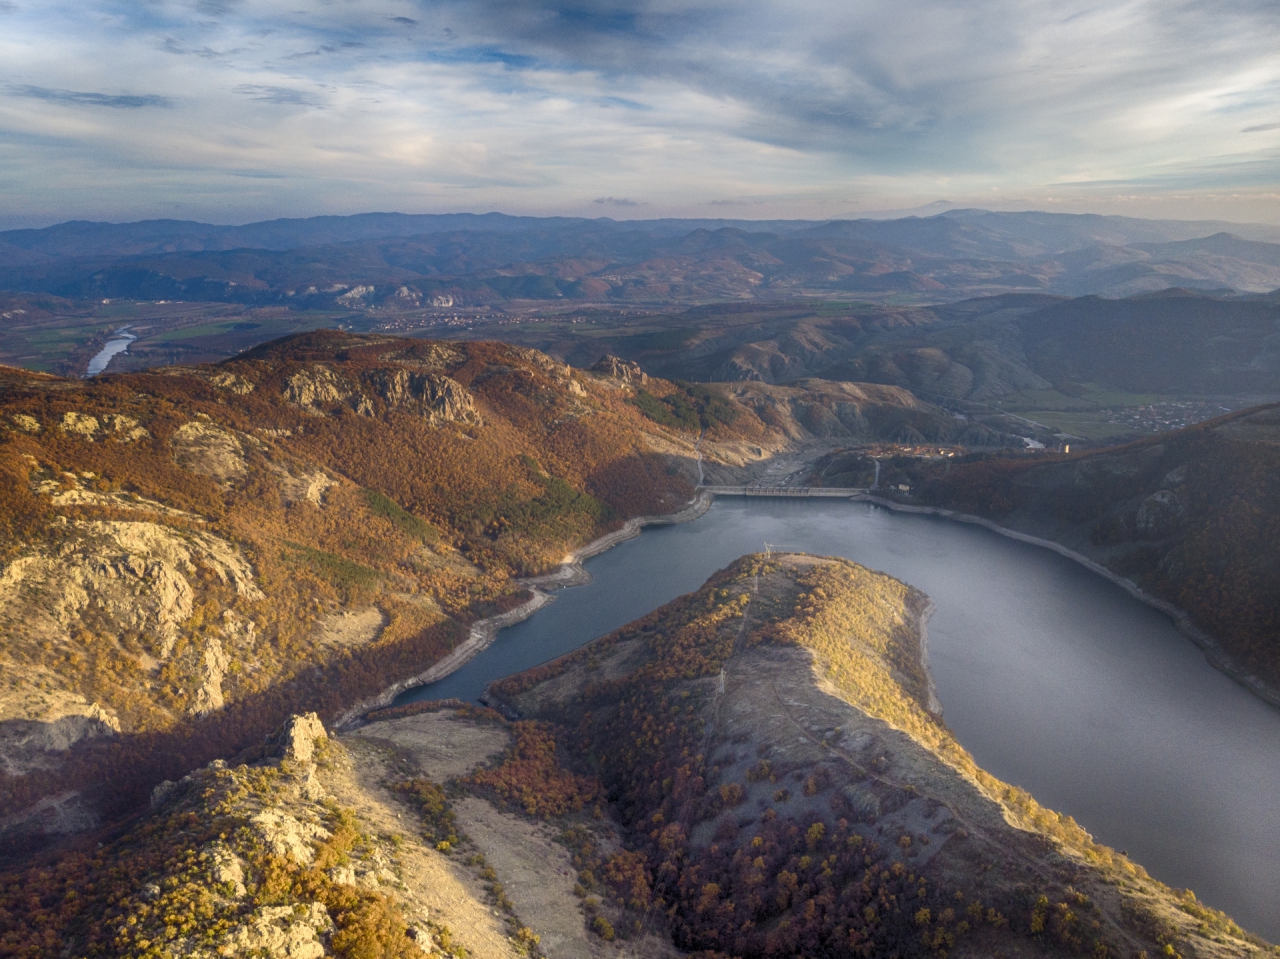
[449,289,1280,403]
[3,209,1280,305]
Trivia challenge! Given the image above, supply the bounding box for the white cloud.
[0,0,1277,224]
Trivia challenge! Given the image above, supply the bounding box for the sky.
[2,0,1279,228]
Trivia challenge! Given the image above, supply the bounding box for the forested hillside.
[3,556,1266,958]
[857,405,1280,694]
[0,333,720,839]
[0,330,975,845]
[487,554,1272,958]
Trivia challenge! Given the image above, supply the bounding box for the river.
[85,329,137,376]
[393,498,1280,940]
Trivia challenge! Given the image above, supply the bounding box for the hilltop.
[0,331,987,842]
[483,553,1270,957]
[1,556,1270,957]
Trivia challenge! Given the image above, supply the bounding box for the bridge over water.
[701,486,869,498]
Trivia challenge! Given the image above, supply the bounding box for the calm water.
[395,499,1280,940]
[86,331,136,376]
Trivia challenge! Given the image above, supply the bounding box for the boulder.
[591,354,648,385]
[271,712,329,765]
[361,369,481,425]
[282,366,354,413]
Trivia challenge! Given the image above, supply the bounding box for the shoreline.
[915,598,942,717]
[336,484,1279,729]
[333,490,716,729]
[852,493,1280,712]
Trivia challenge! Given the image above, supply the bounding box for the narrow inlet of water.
[394,499,1280,941]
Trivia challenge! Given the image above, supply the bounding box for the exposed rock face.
[0,519,262,661]
[1136,488,1186,537]
[360,369,482,424]
[282,363,480,424]
[54,411,149,442]
[33,471,198,519]
[591,354,648,385]
[9,413,40,433]
[336,284,376,305]
[251,808,332,863]
[171,420,247,484]
[60,411,100,437]
[0,690,121,776]
[270,711,329,765]
[279,469,336,506]
[378,342,461,371]
[214,902,332,959]
[190,636,230,716]
[208,370,255,394]
[282,365,354,413]
[104,413,150,441]
[205,840,248,897]
[0,789,99,836]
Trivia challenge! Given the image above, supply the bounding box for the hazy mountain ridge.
[4,210,1280,308]
[469,292,1280,419]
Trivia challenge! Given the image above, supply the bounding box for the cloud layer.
[1,0,1279,225]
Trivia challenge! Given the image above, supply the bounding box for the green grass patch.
[1011,410,1137,441]
[360,489,439,542]
[631,383,740,432]
[153,319,299,341]
[284,540,382,591]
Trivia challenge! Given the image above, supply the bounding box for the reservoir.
[394,498,1280,941]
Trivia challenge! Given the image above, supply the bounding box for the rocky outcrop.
[60,411,99,438]
[213,902,332,959]
[0,519,262,661]
[282,365,355,413]
[251,807,332,863]
[9,413,40,433]
[34,470,199,519]
[54,411,149,442]
[1136,488,1186,537]
[189,636,230,716]
[279,469,336,506]
[208,370,255,394]
[272,711,329,765]
[336,284,376,305]
[360,369,482,425]
[171,420,247,484]
[282,363,481,425]
[590,354,648,385]
[205,840,248,897]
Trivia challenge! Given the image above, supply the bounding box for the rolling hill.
[825,404,1280,697]
[0,332,985,843]
[0,557,1270,958]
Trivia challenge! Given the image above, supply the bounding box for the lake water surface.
[394,498,1280,940]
